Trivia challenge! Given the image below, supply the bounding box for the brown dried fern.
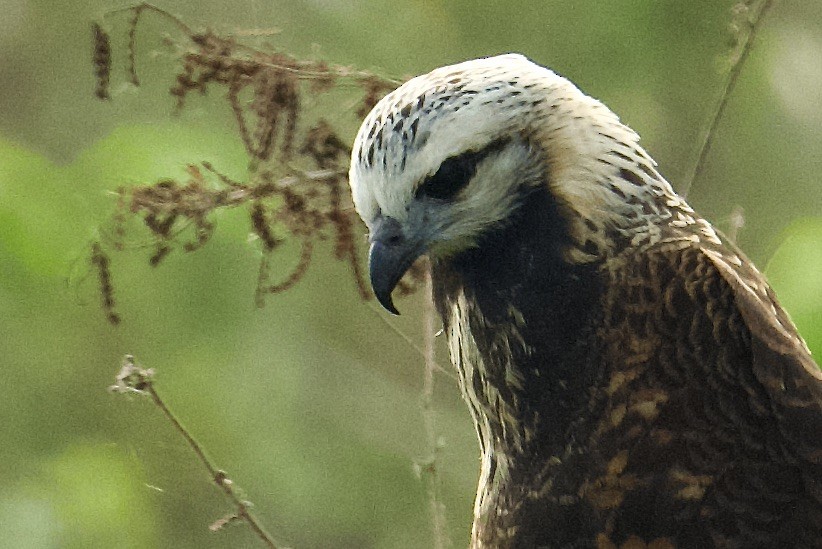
[90,3,403,325]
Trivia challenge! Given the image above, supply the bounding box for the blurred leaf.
[0,140,74,277]
[44,443,158,548]
[0,494,59,549]
[766,217,822,360]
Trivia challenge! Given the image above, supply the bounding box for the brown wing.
[700,241,822,499]
[587,237,822,547]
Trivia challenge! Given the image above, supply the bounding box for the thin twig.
[366,301,456,381]
[110,356,283,549]
[103,3,401,87]
[682,0,774,197]
[104,3,195,36]
[418,265,450,548]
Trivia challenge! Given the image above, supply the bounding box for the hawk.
[348,55,822,548]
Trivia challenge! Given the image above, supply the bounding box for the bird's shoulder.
[637,231,816,390]
[578,230,822,545]
[603,229,822,449]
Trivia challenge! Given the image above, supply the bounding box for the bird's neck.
[430,185,605,536]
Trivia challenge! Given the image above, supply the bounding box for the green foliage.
[1,1,820,548]
[44,443,159,548]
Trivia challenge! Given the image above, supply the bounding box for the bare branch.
[110,355,285,548]
[682,0,774,197]
[89,5,396,320]
[415,265,451,548]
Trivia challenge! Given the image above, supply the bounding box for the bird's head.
[349,54,689,314]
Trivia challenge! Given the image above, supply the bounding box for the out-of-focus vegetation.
[0,1,820,548]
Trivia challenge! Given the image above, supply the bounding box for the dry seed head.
[92,23,112,100]
[90,5,395,320]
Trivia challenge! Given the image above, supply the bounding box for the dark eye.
[416,138,508,200]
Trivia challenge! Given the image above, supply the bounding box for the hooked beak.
[368,216,426,315]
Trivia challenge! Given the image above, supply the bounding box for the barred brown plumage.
[348,55,822,547]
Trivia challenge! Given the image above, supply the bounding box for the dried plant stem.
[367,304,456,382]
[145,388,281,547]
[91,5,402,321]
[682,0,774,197]
[420,265,450,548]
[106,3,194,35]
[92,23,112,99]
[91,241,120,325]
[110,356,282,549]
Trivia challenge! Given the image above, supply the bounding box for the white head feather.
[350,54,715,261]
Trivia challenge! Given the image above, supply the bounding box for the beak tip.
[369,238,408,316]
[374,290,401,315]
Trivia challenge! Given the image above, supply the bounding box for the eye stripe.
[416,138,509,200]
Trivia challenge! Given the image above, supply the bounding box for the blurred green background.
[1,1,820,548]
